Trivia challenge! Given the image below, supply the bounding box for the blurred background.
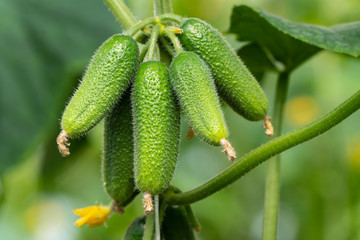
[0,0,359,239]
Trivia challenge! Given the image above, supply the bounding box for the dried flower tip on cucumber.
[220,138,237,162]
[143,192,154,215]
[186,126,196,139]
[263,116,274,137]
[56,130,70,157]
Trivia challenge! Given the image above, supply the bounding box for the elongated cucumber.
[179,18,268,121]
[170,51,228,146]
[58,34,139,156]
[132,60,180,196]
[103,91,136,210]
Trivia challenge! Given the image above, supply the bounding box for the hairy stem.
[143,212,155,240]
[262,72,289,240]
[144,24,161,61]
[163,29,183,54]
[104,0,136,30]
[154,0,173,15]
[126,14,182,36]
[165,89,360,205]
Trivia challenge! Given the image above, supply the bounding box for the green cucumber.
[132,60,180,195]
[169,51,228,146]
[102,91,136,210]
[61,34,139,137]
[179,18,268,121]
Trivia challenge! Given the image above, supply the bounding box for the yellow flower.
[73,204,111,227]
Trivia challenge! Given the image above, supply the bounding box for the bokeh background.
[1,0,360,239]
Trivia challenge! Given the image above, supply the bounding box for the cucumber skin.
[102,91,135,207]
[132,61,180,195]
[61,34,139,137]
[179,18,268,121]
[170,52,228,146]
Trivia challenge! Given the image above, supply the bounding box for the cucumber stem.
[164,88,360,205]
[162,29,183,54]
[143,211,155,240]
[104,0,136,30]
[154,195,160,240]
[159,36,176,57]
[144,24,161,61]
[154,0,173,16]
[127,14,183,36]
[262,71,289,240]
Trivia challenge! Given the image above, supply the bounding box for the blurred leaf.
[237,42,278,81]
[229,5,360,71]
[0,0,122,174]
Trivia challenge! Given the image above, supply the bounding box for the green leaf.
[229,5,360,71]
[237,43,278,82]
[0,0,122,174]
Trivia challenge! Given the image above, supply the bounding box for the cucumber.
[132,60,180,196]
[58,34,139,156]
[169,51,228,146]
[179,18,268,121]
[61,34,139,137]
[102,90,136,210]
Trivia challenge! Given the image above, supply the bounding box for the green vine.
[165,89,360,205]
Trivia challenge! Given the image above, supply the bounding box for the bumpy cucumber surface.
[102,91,136,208]
[179,18,268,121]
[61,34,139,137]
[132,61,180,195]
[170,51,228,146]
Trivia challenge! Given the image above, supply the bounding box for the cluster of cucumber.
[56,16,268,218]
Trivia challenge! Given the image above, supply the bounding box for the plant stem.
[126,14,182,36]
[165,89,360,205]
[154,0,173,16]
[143,212,155,240]
[262,72,289,240]
[163,29,183,54]
[104,0,136,30]
[159,36,176,57]
[144,24,161,61]
[155,195,160,240]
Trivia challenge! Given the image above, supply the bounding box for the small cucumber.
[102,91,136,210]
[169,51,228,146]
[123,216,146,240]
[132,60,180,196]
[179,18,268,121]
[61,34,139,137]
[162,206,196,240]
